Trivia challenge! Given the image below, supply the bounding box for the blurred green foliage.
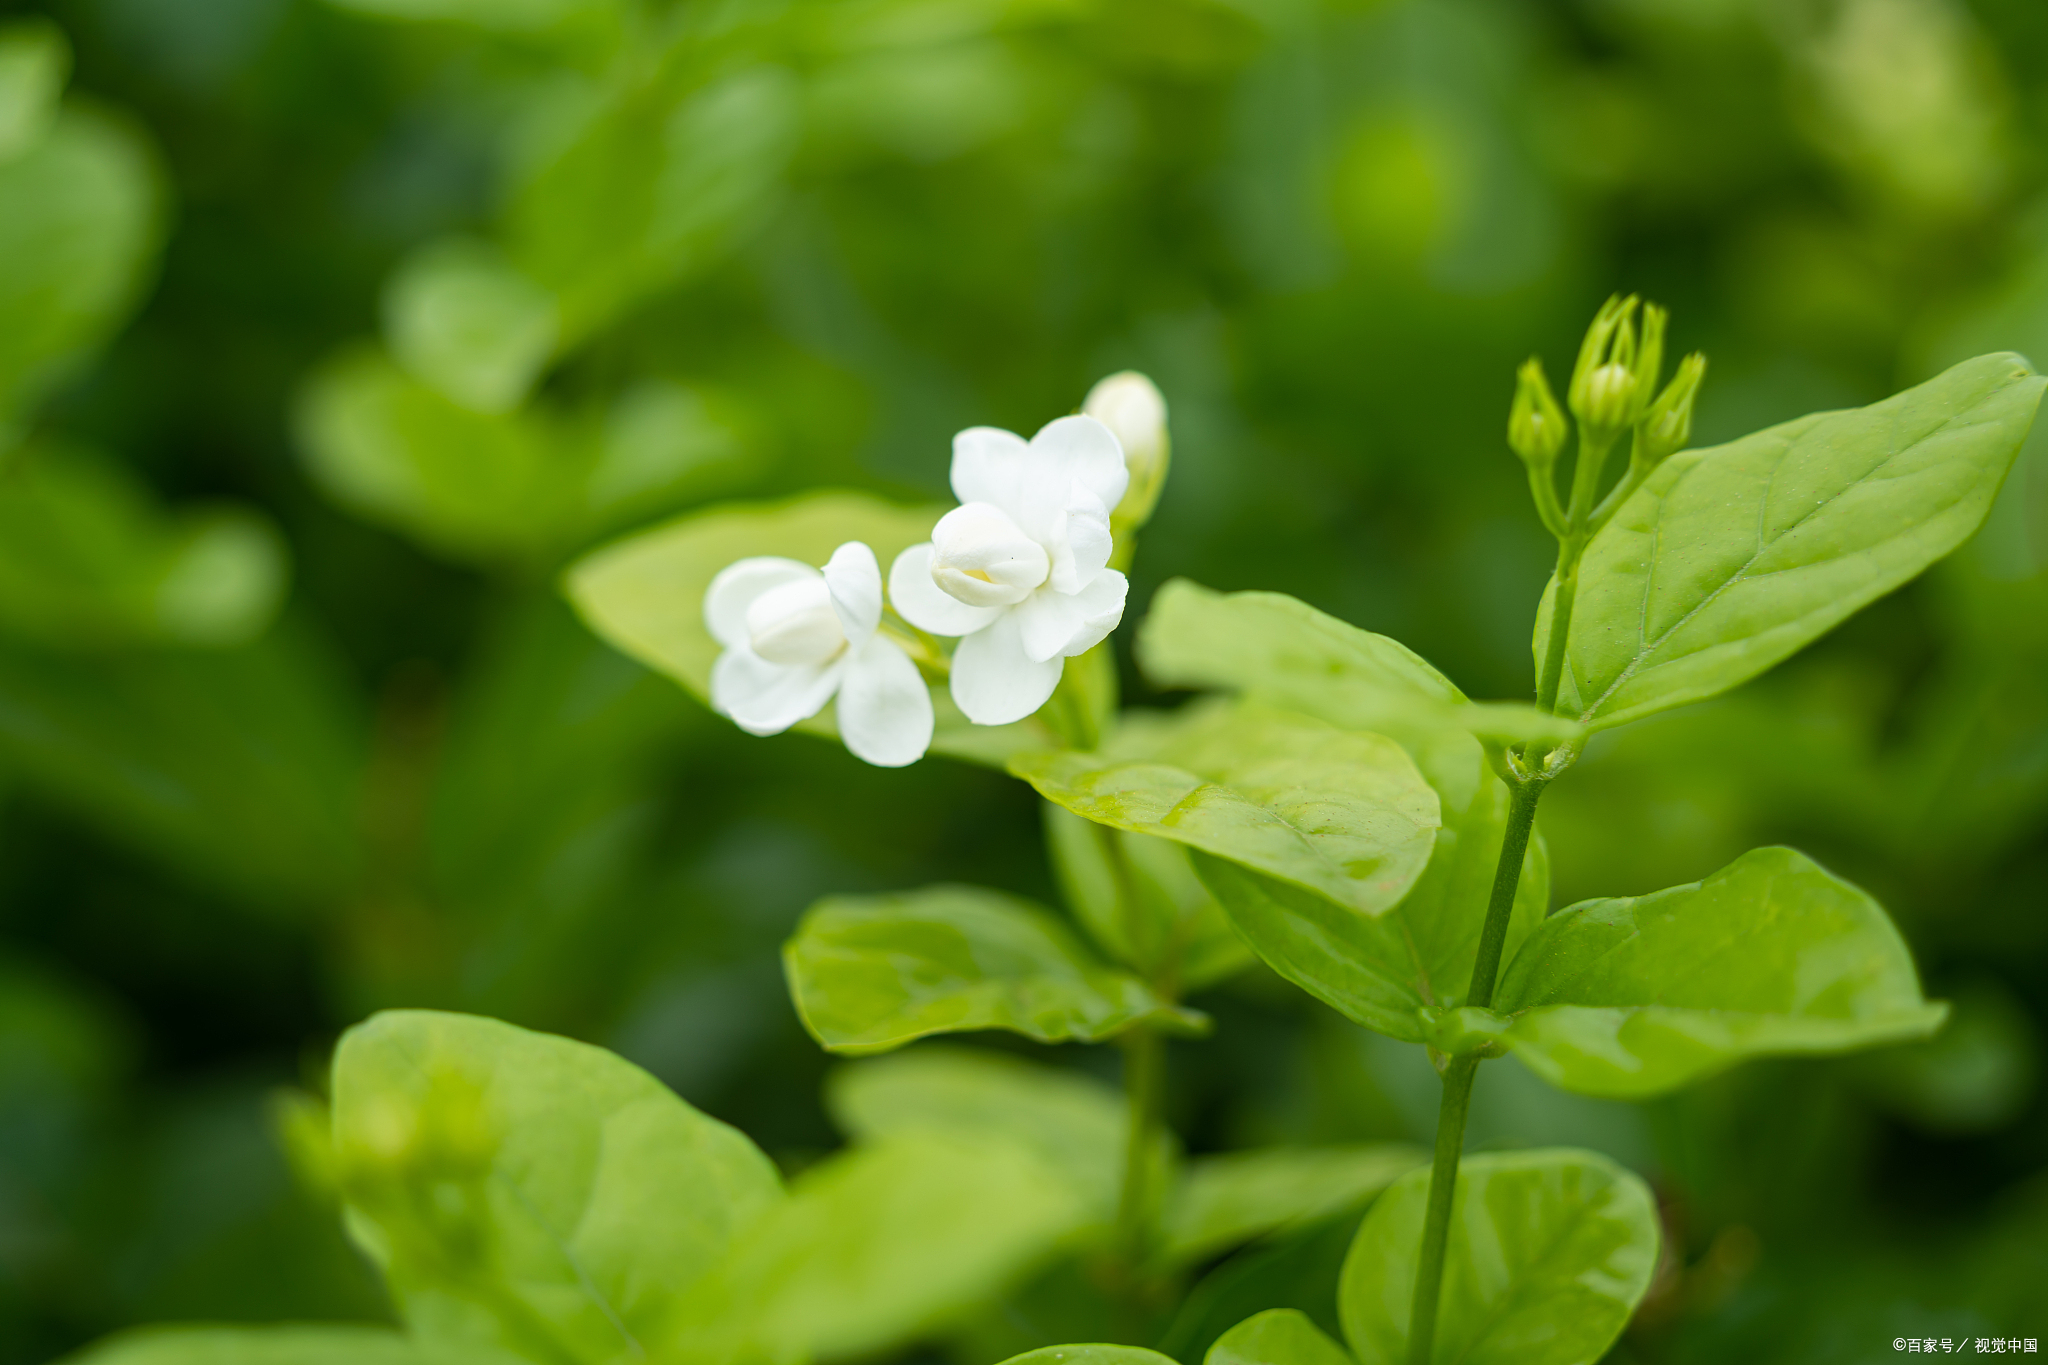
[2,0,2048,1360]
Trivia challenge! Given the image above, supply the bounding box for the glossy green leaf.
[1537,353,2047,731]
[1207,1309,1356,1365]
[384,238,558,415]
[0,444,287,648]
[1194,758,1547,1043]
[828,1046,1131,1221]
[676,1133,1087,1364]
[1162,1145,1427,1269]
[1339,1149,1659,1365]
[331,1010,782,1362]
[1140,581,1581,751]
[1491,846,1947,1097]
[0,18,66,160]
[56,1326,525,1365]
[565,490,1049,765]
[1045,802,1252,991]
[297,348,750,564]
[0,104,163,427]
[508,66,799,340]
[785,884,1202,1055]
[1014,700,1440,918]
[0,629,364,910]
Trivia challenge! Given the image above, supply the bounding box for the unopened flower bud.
[1508,358,1567,468]
[1568,294,1643,444]
[1083,371,1169,528]
[1635,352,1706,467]
[1631,304,1667,418]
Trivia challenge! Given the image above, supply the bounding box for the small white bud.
[930,502,1050,607]
[1083,371,1170,528]
[1582,363,1637,433]
[746,577,847,665]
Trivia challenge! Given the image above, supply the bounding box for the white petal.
[950,426,1031,513]
[746,577,846,666]
[1046,483,1112,595]
[930,502,1050,607]
[1082,372,1166,470]
[704,557,817,649]
[1027,415,1129,526]
[835,635,934,767]
[711,647,843,735]
[950,610,1064,726]
[1014,570,1129,663]
[889,542,1001,637]
[823,541,883,646]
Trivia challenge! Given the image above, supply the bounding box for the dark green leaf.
[1339,1149,1659,1365]
[785,884,1201,1055]
[1538,353,2047,731]
[1492,846,1947,1097]
[1014,701,1440,918]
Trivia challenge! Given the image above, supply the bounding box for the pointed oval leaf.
[676,1133,1087,1365]
[1492,846,1947,1098]
[1013,701,1440,918]
[1339,1149,1659,1365]
[56,1327,525,1365]
[1142,581,1580,749]
[565,490,1045,765]
[331,1010,782,1361]
[785,884,1203,1055]
[1163,1146,1427,1269]
[384,238,558,415]
[998,1350,1181,1365]
[1193,765,1547,1042]
[1207,1309,1356,1365]
[1538,353,2047,731]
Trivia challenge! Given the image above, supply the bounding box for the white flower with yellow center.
[889,415,1130,726]
[704,541,932,767]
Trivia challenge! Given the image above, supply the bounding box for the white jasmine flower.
[889,416,1130,727]
[705,542,933,767]
[1082,371,1167,505]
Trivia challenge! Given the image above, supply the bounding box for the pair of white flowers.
[703,373,1166,766]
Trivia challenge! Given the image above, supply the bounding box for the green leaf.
[0,18,67,161]
[1537,353,2048,731]
[508,66,800,341]
[331,1010,782,1363]
[56,1326,525,1365]
[1013,700,1440,918]
[0,628,364,910]
[0,444,287,648]
[384,238,558,415]
[0,104,164,429]
[996,1350,1181,1365]
[1491,846,1947,1098]
[1193,759,1548,1043]
[1045,802,1252,991]
[1207,1309,1356,1365]
[1339,1149,1659,1365]
[564,490,1049,765]
[328,0,617,38]
[676,1133,1088,1364]
[296,348,751,565]
[828,1046,1131,1222]
[1162,1146,1427,1269]
[1140,581,1581,751]
[785,884,1202,1055]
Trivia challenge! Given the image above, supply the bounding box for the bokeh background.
[2,0,2045,1359]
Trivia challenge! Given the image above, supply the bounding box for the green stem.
[1115,1023,1165,1274]
[1534,547,1579,717]
[1405,777,1548,1365]
[1406,1054,1478,1365]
